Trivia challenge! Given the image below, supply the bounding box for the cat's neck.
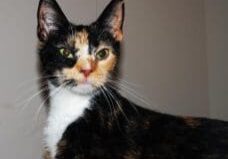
[44,84,92,158]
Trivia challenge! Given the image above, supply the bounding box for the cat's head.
[37,0,124,95]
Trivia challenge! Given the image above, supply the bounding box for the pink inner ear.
[109,2,124,41]
[38,11,48,40]
[113,29,123,41]
[111,11,124,41]
[38,4,58,41]
[112,13,122,30]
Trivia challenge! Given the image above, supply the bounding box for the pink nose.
[80,69,93,78]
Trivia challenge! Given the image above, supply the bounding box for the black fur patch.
[56,89,228,159]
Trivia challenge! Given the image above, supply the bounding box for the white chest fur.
[44,86,91,158]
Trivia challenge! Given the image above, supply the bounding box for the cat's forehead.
[67,28,89,49]
[66,26,113,52]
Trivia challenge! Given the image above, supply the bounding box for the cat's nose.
[80,68,93,78]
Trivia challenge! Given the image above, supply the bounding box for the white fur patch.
[44,84,92,158]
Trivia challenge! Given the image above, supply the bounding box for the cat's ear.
[37,0,69,42]
[97,0,125,41]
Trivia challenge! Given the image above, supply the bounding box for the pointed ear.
[37,0,69,42]
[97,0,125,41]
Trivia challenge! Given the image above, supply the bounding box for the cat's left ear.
[37,0,69,42]
[97,0,125,41]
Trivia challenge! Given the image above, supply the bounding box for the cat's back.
[135,106,228,159]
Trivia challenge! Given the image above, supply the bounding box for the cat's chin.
[69,83,95,95]
[49,82,96,96]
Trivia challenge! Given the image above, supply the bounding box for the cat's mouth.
[53,70,107,95]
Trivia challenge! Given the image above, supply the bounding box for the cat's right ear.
[37,0,69,42]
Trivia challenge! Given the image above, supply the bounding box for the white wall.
[121,0,209,117]
[0,1,43,159]
[205,0,228,120]
[0,0,227,159]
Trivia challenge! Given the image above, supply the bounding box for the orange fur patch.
[67,29,89,49]
[75,30,89,47]
[123,150,141,159]
[90,53,116,86]
[183,117,201,128]
[143,120,151,129]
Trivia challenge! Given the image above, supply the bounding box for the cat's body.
[37,0,228,159]
[51,88,228,159]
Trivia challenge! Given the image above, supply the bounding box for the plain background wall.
[204,0,228,120]
[0,0,227,159]
[120,0,209,117]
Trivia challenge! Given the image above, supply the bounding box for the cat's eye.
[95,49,110,61]
[59,48,74,59]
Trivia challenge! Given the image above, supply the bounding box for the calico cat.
[37,0,228,158]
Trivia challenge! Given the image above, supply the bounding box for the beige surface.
[121,0,209,117]
[205,0,228,120]
[0,0,227,159]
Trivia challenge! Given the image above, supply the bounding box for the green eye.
[96,49,110,60]
[59,48,74,59]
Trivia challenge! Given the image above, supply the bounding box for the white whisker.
[34,83,66,124]
[103,86,130,123]
[108,78,152,107]
[100,86,116,121]
[16,87,49,113]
